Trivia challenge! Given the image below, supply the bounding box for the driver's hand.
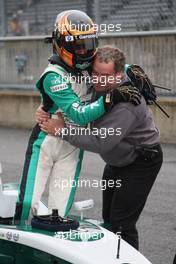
[36,105,50,124]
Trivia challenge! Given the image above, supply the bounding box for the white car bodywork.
[0,163,152,264]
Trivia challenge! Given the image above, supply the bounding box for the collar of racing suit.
[48,54,93,79]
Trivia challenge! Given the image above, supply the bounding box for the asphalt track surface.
[0,127,175,264]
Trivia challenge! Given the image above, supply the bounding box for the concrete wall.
[0,36,51,87]
[150,98,176,143]
[0,90,39,128]
[0,89,175,143]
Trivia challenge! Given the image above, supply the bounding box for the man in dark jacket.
[39,46,163,250]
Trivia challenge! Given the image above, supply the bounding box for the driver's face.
[92,58,122,92]
[76,49,87,55]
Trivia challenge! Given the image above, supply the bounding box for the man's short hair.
[96,46,126,72]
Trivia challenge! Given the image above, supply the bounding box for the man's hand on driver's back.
[36,105,50,124]
[39,113,65,136]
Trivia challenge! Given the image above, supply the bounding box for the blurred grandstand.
[0,0,175,36]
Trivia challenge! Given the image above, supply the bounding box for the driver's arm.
[43,72,105,126]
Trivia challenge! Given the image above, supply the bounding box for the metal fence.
[0,30,175,96]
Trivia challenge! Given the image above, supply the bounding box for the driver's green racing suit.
[15,62,105,221]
